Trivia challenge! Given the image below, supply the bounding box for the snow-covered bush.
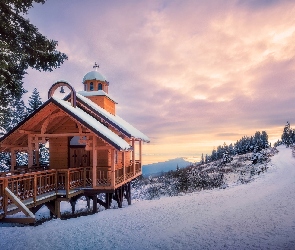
[132,147,277,201]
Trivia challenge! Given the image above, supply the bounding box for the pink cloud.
[24,0,295,163]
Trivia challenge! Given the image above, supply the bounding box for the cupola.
[83,62,109,93]
[79,63,117,115]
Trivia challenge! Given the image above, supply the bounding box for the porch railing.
[57,167,93,192]
[113,160,142,187]
[0,162,142,214]
[96,167,111,186]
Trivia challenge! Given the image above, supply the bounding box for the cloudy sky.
[24,0,295,164]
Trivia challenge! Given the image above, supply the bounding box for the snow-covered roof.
[82,71,106,82]
[75,93,150,142]
[53,97,131,150]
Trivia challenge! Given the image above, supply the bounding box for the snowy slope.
[1,146,295,249]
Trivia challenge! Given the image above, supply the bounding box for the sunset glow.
[24,0,295,164]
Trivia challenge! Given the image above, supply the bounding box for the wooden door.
[70,147,90,168]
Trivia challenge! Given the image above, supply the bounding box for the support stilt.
[70,199,76,215]
[55,200,61,219]
[105,193,112,209]
[114,186,124,208]
[124,182,132,205]
[92,195,97,213]
[86,196,90,208]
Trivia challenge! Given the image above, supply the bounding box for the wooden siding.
[49,137,68,169]
[48,116,79,134]
[87,96,115,115]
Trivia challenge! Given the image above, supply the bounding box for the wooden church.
[0,65,149,223]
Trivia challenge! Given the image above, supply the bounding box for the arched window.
[98,83,102,90]
[90,82,94,91]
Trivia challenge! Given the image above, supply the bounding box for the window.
[98,83,102,90]
[90,82,94,91]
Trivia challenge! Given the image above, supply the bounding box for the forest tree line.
[200,131,269,165]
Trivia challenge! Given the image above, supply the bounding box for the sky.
[23,0,295,164]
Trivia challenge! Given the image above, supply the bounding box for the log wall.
[49,137,68,169]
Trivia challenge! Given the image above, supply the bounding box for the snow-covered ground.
[1,145,295,250]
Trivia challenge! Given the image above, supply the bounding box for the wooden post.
[92,136,97,188]
[132,139,135,175]
[33,174,37,204]
[83,167,86,188]
[122,151,125,181]
[92,195,97,213]
[105,192,112,209]
[65,170,69,198]
[3,178,8,214]
[123,183,132,206]
[35,143,40,167]
[55,200,61,218]
[28,135,33,168]
[10,149,16,171]
[55,170,58,193]
[86,196,90,208]
[111,149,115,188]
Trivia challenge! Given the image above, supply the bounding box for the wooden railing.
[6,170,56,204]
[135,160,141,175]
[96,167,111,186]
[0,166,47,177]
[113,161,142,187]
[0,162,142,215]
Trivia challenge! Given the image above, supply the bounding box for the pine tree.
[0,0,67,108]
[281,121,292,147]
[261,131,269,149]
[205,154,208,163]
[0,97,28,132]
[28,88,43,114]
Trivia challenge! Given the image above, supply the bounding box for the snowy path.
[1,146,295,250]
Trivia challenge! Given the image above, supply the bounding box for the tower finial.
[93,62,99,71]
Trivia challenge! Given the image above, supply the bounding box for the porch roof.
[0,98,131,151]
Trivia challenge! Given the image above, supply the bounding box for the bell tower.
[79,63,117,115]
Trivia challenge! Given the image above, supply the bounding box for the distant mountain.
[142,158,193,177]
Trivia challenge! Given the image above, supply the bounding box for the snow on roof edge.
[52,97,131,150]
[76,93,150,142]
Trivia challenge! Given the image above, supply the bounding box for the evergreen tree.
[261,131,269,149]
[0,96,28,171]
[0,97,27,132]
[205,154,208,163]
[27,88,43,114]
[0,0,67,108]
[205,131,269,163]
[281,121,292,147]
